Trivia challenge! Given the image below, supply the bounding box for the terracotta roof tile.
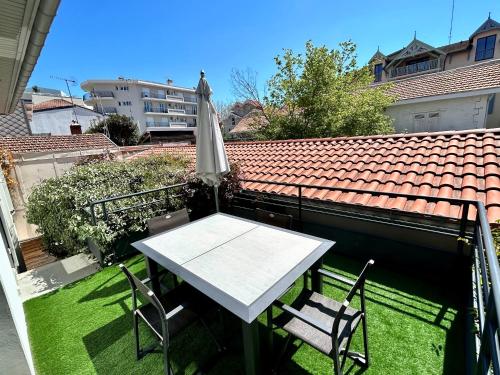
[377,59,500,101]
[129,128,500,223]
[0,134,117,154]
[33,99,74,111]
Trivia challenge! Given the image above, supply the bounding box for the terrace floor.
[24,253,465,375]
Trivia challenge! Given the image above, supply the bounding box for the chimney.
[167,78,173,85]
[70,121,82,135]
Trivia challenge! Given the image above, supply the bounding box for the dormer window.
[374,63,383,82]
[475,35,496,61]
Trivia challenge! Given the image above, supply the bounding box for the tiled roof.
[0,101,31,137]
[381,59,500,101]
[0,134,117,154]
[129,128,500,223]
[33,99,74,111]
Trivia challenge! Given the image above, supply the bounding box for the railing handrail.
[240,178,477,206]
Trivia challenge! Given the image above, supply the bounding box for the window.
[119,86,129,91]
[231,117,236,126]
[475,35,496,61]
[374,63,383,82]
[120,101,131,106]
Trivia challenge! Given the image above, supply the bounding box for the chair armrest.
[272,301,331,335]
[318,268,355,286]
[165,304,185,320]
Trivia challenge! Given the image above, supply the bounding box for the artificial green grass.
[24,254,465,375]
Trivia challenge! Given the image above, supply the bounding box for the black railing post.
[102,202,108,222]
[458,203,470,255]
[90,203,96,225]
[298,186,303,229]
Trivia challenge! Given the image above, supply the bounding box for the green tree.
[257,40,396,140]
[86,114,139,146]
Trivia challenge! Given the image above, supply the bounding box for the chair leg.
[133,312,141,360]
[162,342,171,375]
[199,317,223,352]
[340,333,355,371]
[361,314,370,367]
[332,340,342,375]
[273,333,292,373]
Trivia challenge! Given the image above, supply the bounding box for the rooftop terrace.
[24,252,465,375]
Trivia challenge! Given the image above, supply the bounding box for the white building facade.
[81,78,198,142]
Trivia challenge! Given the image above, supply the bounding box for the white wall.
[31,107,105,135]
[0,216,35,374]
[387,94,489,133]
[9,148,120,241]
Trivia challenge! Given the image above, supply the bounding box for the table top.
[132,213,334,323]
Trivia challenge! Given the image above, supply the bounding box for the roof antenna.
[448,0,455,44]
[489,11,491,19]
[413,30,417,40]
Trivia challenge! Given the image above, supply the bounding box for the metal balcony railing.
[233,178,500,375]
[166,94,184,101]
[145,121,169,127]
[390,58,439,78]
[83,91,114,100]
[144,106,168,113]
[168,108,186,114]
[141,92,167,99]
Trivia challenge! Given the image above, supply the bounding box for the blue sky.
[29,0,500,102]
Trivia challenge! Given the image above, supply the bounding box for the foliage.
[0,148,16,188]
[494,219,500,256]
[26,155,189,258]
[86,114,139,146]
[255,40,396,140]
[181,162,242,220]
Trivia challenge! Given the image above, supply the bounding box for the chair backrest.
[255,208,293,229]
[332,259,374,336]
[147,207,190,236]
[344,259,374,303]
[119,264,166,317]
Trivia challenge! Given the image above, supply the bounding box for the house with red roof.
[31,99,105,135]
[371,17,500,133]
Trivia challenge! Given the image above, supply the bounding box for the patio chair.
[255,208,293,229]
[147,208,190,236]
[268,259,374,375]
[147,208,190,288]
[119,264,222,375]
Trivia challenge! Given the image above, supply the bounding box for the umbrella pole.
[214,185,220,212]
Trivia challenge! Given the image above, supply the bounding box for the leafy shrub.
[86,114,139,146]
[26,155,242,260]
[181,162,242,220]
[26,155,189,258]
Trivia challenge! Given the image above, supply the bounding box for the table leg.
[311,256,324,294]
[242,319,261,375]
[145,256,161,296]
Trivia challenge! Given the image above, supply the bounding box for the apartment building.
[371,17,500,133]
[81,78,198,143]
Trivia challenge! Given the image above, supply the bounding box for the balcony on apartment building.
[141,92,197,104]
[145,120,195,129]
[96,106,117,114]
[389,58,439,78]
[83,91,115,101]
[144,106,197,115]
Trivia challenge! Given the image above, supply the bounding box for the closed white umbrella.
[195,70,230,211]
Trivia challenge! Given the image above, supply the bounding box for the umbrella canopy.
[195,71,230,186]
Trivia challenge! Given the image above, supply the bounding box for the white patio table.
[132,213,335,375]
